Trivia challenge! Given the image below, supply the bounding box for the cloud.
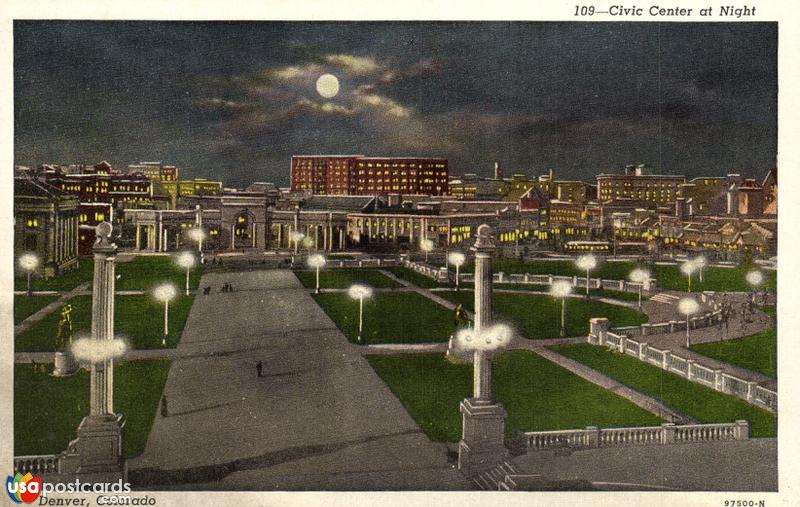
[354,92,411,118]
[324,54,382,75]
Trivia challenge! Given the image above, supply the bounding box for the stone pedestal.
[52,351,79,377]
[458,398,508,476]
[61,414,126,482]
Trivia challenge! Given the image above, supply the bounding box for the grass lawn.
[15,258,94,292]
[382,266,443,289]
[14,360,171,458]
[692,306,776,379]
[115,255,203,291]
[437,291,647,339]
[454,259,776,293]
[549,344,776,437]
[294,269,401,289]
[367,351,662,442]
[313,291,455,344]
[15,294,195,352]
[14,295,60,325]
[489,284,641,303]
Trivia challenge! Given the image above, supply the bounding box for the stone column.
[459,224,508,478]
[66,222,126,482]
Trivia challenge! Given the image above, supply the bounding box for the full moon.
[316,73,340,98]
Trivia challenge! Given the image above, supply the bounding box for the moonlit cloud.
[324,54,382,75]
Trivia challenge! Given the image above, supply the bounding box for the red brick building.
[291,155,449,196]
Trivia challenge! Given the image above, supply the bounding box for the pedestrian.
[160,396,168,418]
[256,360,263,378]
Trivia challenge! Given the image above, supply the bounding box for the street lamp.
[550,280,573,337]
[303,236,314,253]
[629,268,651,310]
[680,259,698,292]
[454,323,514,351]
[188,227,206,261]
[420,238,434,263]
[19,253,39,296]
[694,255,708,283]
[348,284,373,344]
[154,283,177,347]
[678,297,700,348]
[175,251,196,296]
[291,231,306,255]
[745,270,765,304]
[308,254,327,294]
[448,251,466,291]
[575,254,597,297]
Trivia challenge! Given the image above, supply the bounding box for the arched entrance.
[233,211,256,249]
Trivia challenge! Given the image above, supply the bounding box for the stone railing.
[330,257,402,269]
[402,260,656,295]
[523,420,749,452]
[608,292,724,338]
[14,454,63,475]
[589,318,777,413]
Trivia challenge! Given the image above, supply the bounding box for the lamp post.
[308,254,327,294]
[629,268,651,310]
[694,255,707,284]
[292,231,305,255]
[448,251,466,291]
[19,253,39,296]
[420,238,434,263]
[303,235,314,253]
[678,297,700,348]
[348,284,373,344]
[154,283,177,347]
[745,270,764,304]
[176,251,196,296]
[575,254,597,297]
[680,259,698,292]
[550,280,573,337]
[188,227,205,262]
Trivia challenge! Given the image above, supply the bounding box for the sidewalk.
[13,282,90,336]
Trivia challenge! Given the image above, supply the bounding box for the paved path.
[511,438,777,491]
[128,269,468,491]
[13,283,90,335]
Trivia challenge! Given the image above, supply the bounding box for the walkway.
[128,269,468,490]
[13,283,90,335]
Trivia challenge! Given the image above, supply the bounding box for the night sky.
[14,21,777,188]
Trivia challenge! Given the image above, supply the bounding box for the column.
[458,224,508,478]
[135,226,141,250]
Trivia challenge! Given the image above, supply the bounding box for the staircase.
[472,461,518,490]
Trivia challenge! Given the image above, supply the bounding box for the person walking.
[256,360,263,378]
[160,395,169,418]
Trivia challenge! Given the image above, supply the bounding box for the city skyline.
[14,22,777,188]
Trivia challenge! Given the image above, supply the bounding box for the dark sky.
[14,21,777,187]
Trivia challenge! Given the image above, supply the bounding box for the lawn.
[313,291,455,344]
[115,255,203,291]
[453,259,776,293]
[15,294,195,351]
[14,360,172,458]
[549,344,776,437]
[367,351,662,442]
[14,258,94,292]
[14,295,60,325]
[489,284,641,303]
[437,291,647,339]
[692,306,777,379]
[294,269,401,289]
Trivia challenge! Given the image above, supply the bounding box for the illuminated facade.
[291,155,449,196]
[597,165,685,206]
[127,161,179,181]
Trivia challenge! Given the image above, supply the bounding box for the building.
[597,164,685,206]
[153,177,223,208]
[291,155,449,196]
[127,161,179,181]
[448,173,507,200]
[14,177,80,277]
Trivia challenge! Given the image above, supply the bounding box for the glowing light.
[678,298,700,316]
[71,336,127,363]
[629,268,651,283]
[176,251,196,269]
[308,254,327,269]
[316,73,340,98]
[291,231,306,242]
[680,260,698,275]
[188,228,205,242]
[745,270,764,288]
[575,254,597,272]
[448,251,466,267]
[348,284,373,300]
[692,256,707,269]
[420,239,434,252]
[454,324,514,352]
[154,283,177,302]
[549,280,573,299]
[19,253,39,271]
